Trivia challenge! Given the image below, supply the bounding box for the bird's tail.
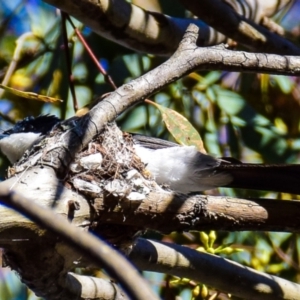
[218,158,300,194]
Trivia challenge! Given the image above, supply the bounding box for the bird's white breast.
[0,132,42,163]
[133,144,229,193]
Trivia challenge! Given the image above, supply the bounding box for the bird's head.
[0,115,60,163]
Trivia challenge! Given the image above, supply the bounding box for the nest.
[67,123,151,197]
[66,123,154,245]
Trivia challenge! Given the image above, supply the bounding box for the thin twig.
[61,12,78,111]
[66,15,118,90]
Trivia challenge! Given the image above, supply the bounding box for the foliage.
[1,0,300,299]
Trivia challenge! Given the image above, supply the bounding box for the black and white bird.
[1,115,300,194]
[0,115,60,164]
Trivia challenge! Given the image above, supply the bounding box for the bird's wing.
[132,134,178,149]
[132,134,300,194]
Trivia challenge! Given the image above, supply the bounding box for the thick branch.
[87,24,300,123]
[43,0,297,56]
[218,0,292,23]
[44,0,224,56]
[66,273,129,300]
[92,193,300,233]
[129,239,300,300]
[180,0,300,55]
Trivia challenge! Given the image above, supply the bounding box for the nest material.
[68,123,151,200]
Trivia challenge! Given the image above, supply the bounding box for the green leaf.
[215,88,245,115]
[0,84,63,103]
[145,100,206,152]
[273,75,294,94]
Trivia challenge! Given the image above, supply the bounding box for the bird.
[1,115,300,194]
[133,134,300,194]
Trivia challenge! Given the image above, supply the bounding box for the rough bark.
[43,0,297,55]
[180,0,299,54]
[129,239,300,300]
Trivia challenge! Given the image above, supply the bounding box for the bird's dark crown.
[3,115,60,135]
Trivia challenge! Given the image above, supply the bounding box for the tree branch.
[92,192,300,233]
[180,0,300,55]
[66,272,129,300]
[44,0,298,55]
[43,0,223,56]
[129,238,300,300]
